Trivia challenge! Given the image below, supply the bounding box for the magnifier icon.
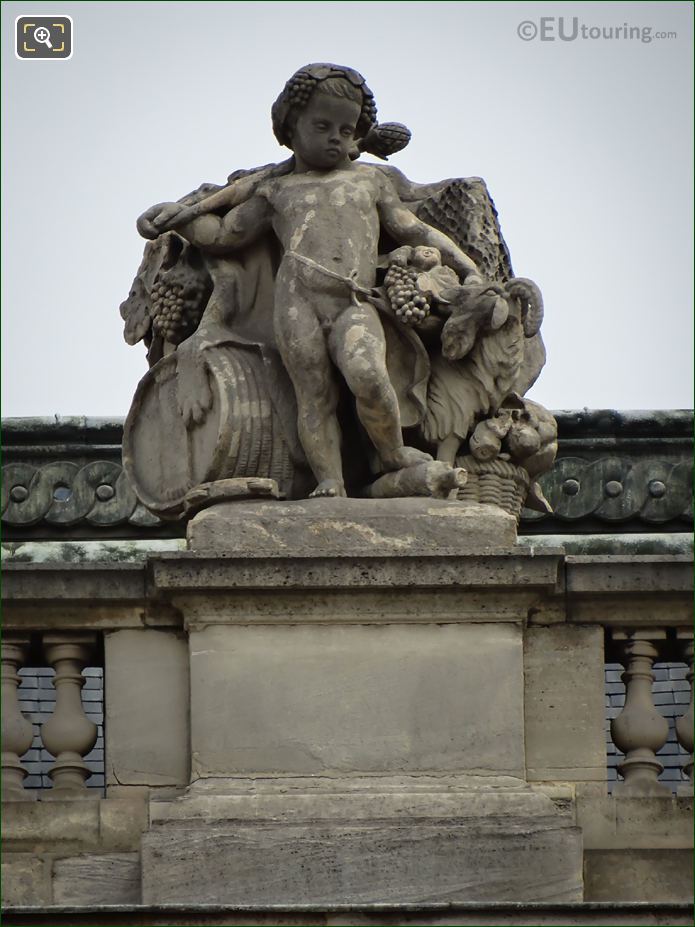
[33,26,53,49]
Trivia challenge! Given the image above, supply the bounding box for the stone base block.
[142,777,583,905]
[52,853,141,905]
[0,854,50,906]
[186,498,517,555]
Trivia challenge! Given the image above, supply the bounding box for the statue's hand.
[136,202,186,240]
[175,340,213,428]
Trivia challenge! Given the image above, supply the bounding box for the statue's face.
[291,92,361,171]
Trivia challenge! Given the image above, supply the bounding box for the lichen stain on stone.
[289,209,316,251]
[345,325,367,354]
[328,186,346,207]
[309,520,411,549]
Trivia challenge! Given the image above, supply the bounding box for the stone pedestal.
[139,497,581,904]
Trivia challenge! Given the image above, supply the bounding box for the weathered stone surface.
[584,849,694,902]
[2,562,146,601]
[2,798,149,854]
[175,585,560,629]
[566,556,693,595]
[188,623,525,777]
[99,798,150,852]
[3,800,100,850]
[105,629,190,786]
[52,853,140,905]
[186,498,517,554]
[142,781,582,905]
[153,548,562,589]
[524,626,606,781]
[530,554,693,627]
[575,792,694,868]
[143,819,583,905]
[149,775,556,824]
[518,533,693,556]
[0,853,50,905]
[1,539,185,564]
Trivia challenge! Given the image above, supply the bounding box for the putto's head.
[411,246,442,271]
[271,63,378,150]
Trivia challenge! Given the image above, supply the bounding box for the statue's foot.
[382,446,433,471]
[309,479,346,498]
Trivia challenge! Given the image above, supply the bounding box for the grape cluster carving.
[151,277,206,345]
[384,264,431,325]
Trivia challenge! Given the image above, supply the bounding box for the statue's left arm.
[153,194,273,256]
[376,174,481,282]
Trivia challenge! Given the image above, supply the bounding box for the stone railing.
[2,632,100,801]
[607,631,693,794]
[1,544,692,910]
[2,552,692,800]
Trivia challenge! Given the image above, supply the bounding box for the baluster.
[1,635,36,801]
[40,633,99,800]
[610,632,670,796]
[675,634,694,784]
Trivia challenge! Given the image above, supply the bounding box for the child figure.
[149,64,482,498]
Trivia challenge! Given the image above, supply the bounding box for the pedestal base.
[186,497,518,555]
[142,776,583,905]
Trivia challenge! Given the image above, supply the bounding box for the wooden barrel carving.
[123,344,297,518]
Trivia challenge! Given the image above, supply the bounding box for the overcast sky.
[2,0,693,419]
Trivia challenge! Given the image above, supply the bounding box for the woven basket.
[456,455,530,522]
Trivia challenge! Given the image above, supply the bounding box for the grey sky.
[2,0,692,418]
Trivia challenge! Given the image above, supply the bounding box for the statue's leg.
[436,434,461,465]
[273,293,346,498]
[328,303,432,472]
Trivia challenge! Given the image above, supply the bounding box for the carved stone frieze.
[1,460,159,529]
[1,412,691,537]
[524,456,693,524]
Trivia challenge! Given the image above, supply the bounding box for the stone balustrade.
[675,637,694,782]
[1,546,692,911]
[607,630,693,795]
[2,553,693,800]
[1,631,100,801]
[1,634,35,801]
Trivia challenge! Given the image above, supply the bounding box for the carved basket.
[456,455,530,522]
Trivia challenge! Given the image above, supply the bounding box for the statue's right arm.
[176,194,273,255]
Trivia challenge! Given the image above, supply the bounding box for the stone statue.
[120,63,556,519]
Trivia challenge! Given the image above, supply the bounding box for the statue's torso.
[261,165,382,288]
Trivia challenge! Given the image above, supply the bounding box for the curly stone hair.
[272,63,378,148]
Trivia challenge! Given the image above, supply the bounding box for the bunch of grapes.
[284,69,376,135]
[384,264,431,326]
[359,92,378,130]
[286,71,319,107]
[150,278,206,345]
